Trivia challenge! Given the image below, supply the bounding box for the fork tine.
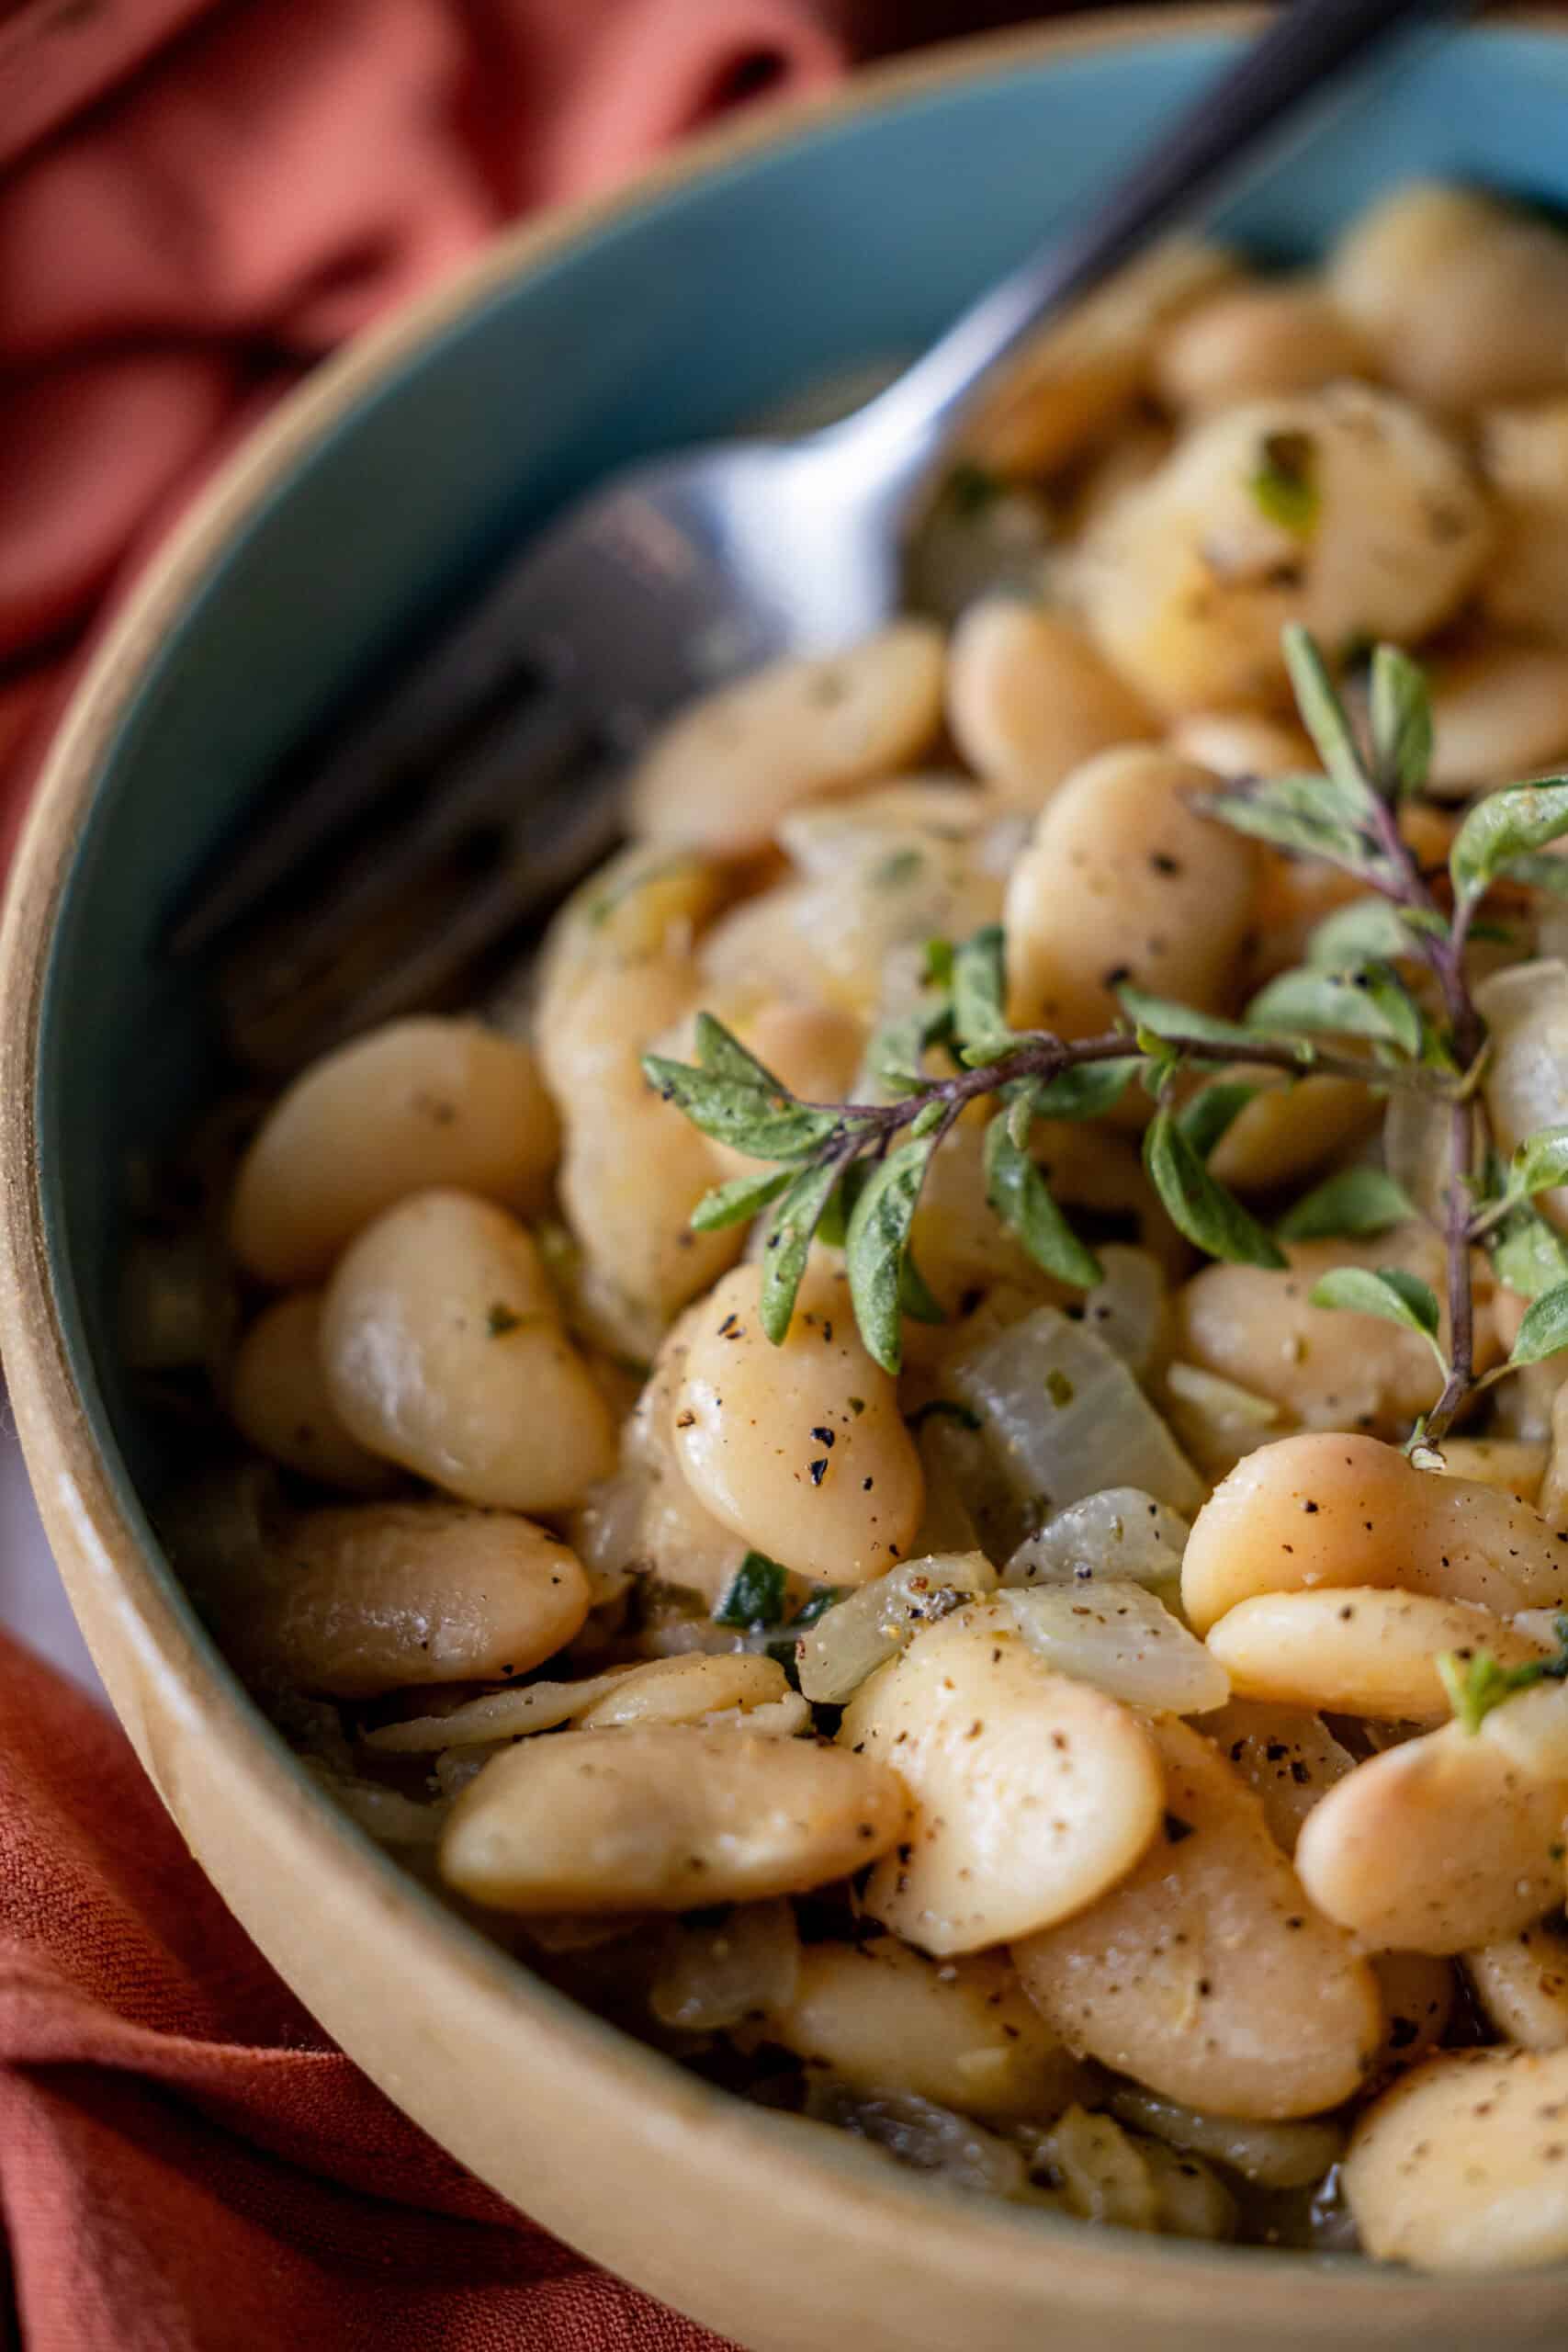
[165,555,564,958]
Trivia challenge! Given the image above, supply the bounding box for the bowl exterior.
[8,14,1568,2346]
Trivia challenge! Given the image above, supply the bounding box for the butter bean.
[1005,748,1259,1039]
[839,1602,1163,1954]
[574,1653,787,1728]
[1014,1716,1382,2120]
[1294,1720,1568,1952]
[764,1938,1090,2125]
[1205,1587,1551,1726]
[208,1500,590,1698]
[321,1190,615,1513]
[626,625,945,855]
[1152,279,1372,413]
[230,1018,558,1285]
[230,1291,396,1495]
[1466,1918,1568,2051]
[946,600,1155,810]
[673,1263,922,1586]
[1182,1433,1568,1635]
[1345,2045,1568,2270]
[439,1725,909,1913]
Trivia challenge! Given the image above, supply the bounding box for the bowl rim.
[5,9,1568,2339]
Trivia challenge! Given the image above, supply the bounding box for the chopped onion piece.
[806,2086,1030,2199]
[796,1553,997,1704]
[1161,1360,1284,1478]
[1000,1581,1229,1715]
[1077,1246,1169,1382]
[1034,2105,1157,2230]
[364,1668,637,1753]
[701,1692,812,1737]
[302,1762,445,1848]
[649,1898,801,2031]
[1476,958,1568,1231]
[1478,1678,1568,1782]
[1002,1488,1190,1590]
[948,1307,1203,1521]
[1105,2085,1345,2189]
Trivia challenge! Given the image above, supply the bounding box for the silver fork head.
[175,424,912,1074]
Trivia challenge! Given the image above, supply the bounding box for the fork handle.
[843,0,1461,479]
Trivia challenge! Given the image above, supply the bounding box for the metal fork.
[171,0,1454,1074]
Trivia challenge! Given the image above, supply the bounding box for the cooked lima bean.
[229,1017,559,1285]
[1004,747,1260,1038]
[206,1500,590,1698]
[439,1726,909,1913]
[945,598,1156,810]
[573,1652,788,1728]
[1345,2046,1568,2271]
[1014,1716,1381,2120]
[839,1602,1164,1954]
[1465,1918,1568,2052]
[229,1291,396,1495]
[764,1937,1090,2125]
[321,1189,615,1513]
[1205,1587,1551,1726]
[1181,1432,1568,1634]
[1294,1717,1568,1953]
[673,1263,923,1585]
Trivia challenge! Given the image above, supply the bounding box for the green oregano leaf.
[951,923,1011,1054]
[1369,644,1434,797]
[715,1551,790,1628]
[1276,1166,1415,1242]
[983,1115,1103,1290]
[1031,1058,1142,1119]
[1282,624,1380,820]
[689,1165,795,1233]
[814,1159,868,1252]
[1144,1110,1287,1270]
[1200,775,1378,872]
[1508,1280,1568,1368]
[1438,1617,1568,1735]
[1305,897,1419,970]
[1450,776,1568,906]
[1246,963,1422,1056]
[1178,1080,1259,1161]
[1510,1125,1568,1201]
[899,1246,947,1327]
[1006,1084,1039,1150]
[865,986,954,1098]
[1306,1264,1446,1368]
[643,1021,842,1160]
[1118,985,1288,1057]
[1489,1201,1568,1300]
[1502,851,1568,899]
[844,1136,939,1374]
[758,1158,845,1344]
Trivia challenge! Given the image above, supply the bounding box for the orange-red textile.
[0,0,861,868]
[0,1625,737,2348]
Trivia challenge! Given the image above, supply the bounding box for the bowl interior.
[26,12,1568,2327]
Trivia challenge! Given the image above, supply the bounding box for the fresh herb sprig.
[1437,1615,1568,1735]
[644,627,1568,1435]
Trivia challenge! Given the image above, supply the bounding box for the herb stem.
[1426,1094,1478,1445]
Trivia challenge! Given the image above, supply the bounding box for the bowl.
[7,12,1568,2346]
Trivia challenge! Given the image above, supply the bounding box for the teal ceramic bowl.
[8,15,1568,2348]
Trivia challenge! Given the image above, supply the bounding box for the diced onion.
[796,1553,997,1704]
[806,2086,1030,2199]
[1077,1246,1169,1382]
[948,1307,1204,1521]
[1000,1581,1229,1715]
[364,1668,638,1753]
[301,1761,445,1848]
[1161,1360,1283,1478]
[1033,2106,1157,2231]
[701,1692,812,1737]
[649,1899,801,2031]
[1476,958,1568,1230]
[1478,1678,1568,1782]
[1002,1488,1190,1590]
[1105,2085,1345,2190]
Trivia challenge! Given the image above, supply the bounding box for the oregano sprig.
[646,628,1568,1424]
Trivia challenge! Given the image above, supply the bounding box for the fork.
[171,0,1454,1074]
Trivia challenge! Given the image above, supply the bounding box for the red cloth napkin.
[0,1624,739,2347]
